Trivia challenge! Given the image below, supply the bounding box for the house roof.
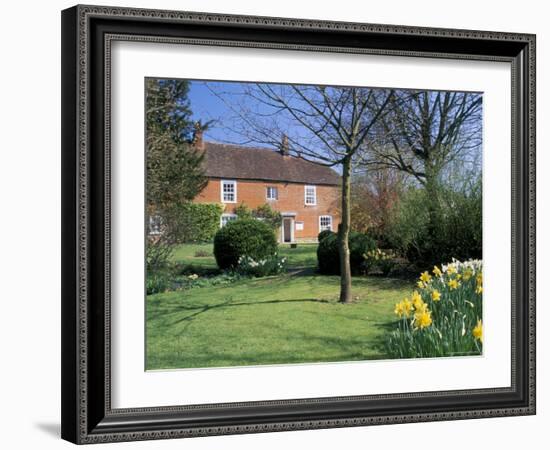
[202,142,341,186]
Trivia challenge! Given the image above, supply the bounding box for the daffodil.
[394,298,413,318]
[414,309,432,329]
[476,285,483,295]
[473,319,483,342]
[463,268,473,281]
[394,302,405,317]
[420,271,432,283]
[411,291,424,309]
[417,280,426,289]
[446,265,457,275]
[433,265,442,277]
[431,290,441,302]
[447,278,460,290]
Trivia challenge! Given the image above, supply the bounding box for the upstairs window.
[266,186,278,200]
[221,180,237,203]
[305,185,317,205]
[319,215,333,232]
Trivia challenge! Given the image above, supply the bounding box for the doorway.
[282,217,293,243]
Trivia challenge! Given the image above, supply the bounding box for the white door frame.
[281,216,295,243]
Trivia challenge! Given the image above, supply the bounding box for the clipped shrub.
[213,219,278,270]
[317,229,333,243]
[317,231,376,275]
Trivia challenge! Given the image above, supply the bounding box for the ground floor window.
[148,215,162,235]
[319,215,333,232]
[220,213,238,227]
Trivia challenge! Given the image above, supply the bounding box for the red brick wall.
[194,178,341,241]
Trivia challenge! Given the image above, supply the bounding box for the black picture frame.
[61,4,536,444]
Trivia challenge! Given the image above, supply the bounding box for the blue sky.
[187,80,249,145]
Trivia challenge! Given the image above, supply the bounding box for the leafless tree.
[358,89,483,260]
[210,83,394,303]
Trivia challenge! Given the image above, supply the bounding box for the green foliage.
[213,219,278,270]
[146,79,206,208]
[236,254,288,277]
[317,229,333,243]
[146,270,172,295]
[253,203,282,230]
[235,202,253,219]
[317,231,376,275]
[168,203,223,243]
[385,260,483,358]
[386,180,482,268]
[145,79,208,270]
[235,202,282,230]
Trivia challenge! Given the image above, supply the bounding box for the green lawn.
[171,242,319,271]
[147,242,413,369]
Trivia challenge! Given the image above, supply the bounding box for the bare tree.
[360,90,482,189]
[359,90,483,262]
[210,83,394,303]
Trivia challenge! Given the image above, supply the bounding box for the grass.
[147,243,413,370]
[171,242,319,271]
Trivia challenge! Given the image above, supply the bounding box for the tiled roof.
[202,142,341,186]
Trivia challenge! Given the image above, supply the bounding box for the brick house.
[193,135,341,243]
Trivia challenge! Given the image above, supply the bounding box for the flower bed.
[385,259,483,359]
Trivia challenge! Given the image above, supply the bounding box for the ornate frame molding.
[61,4,536,444]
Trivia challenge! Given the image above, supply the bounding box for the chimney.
[280,134,289,156]
[192,122,204,150]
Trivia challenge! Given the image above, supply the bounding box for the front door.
[282,217,292,243]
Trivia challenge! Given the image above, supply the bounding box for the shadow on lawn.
[169,297,332,328]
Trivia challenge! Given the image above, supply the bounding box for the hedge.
[171,202,224,243]
[213,219,278,270]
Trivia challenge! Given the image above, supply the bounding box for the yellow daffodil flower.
[446,265,457,275]
[431,290,441,302]
[411,291,423,309]
[473,319,483,342]
[414,309,432,329]
[394,298,413,318]
[463,268,473,281]
[433,265,442,277]
[476,285,483,295]
[420,271,432,283]
[417,280,426,289]
[447,278,460,290]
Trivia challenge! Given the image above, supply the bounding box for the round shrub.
[318,229,333,243]
[213,219,278,270]
[317,231,376,275]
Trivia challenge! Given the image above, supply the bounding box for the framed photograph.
[61,4,536,444]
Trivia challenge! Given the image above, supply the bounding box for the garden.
[145,78,483,370]
[146,215,482,369]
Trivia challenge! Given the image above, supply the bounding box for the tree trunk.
[338,158,353,303]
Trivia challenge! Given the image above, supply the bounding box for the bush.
[213,219,278,270]
[386,182,482,269]
[317,231,376,275]
[236,254,287,277]
[236,202,282,231]
[317,229,333,242]
[169,202,224,243]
